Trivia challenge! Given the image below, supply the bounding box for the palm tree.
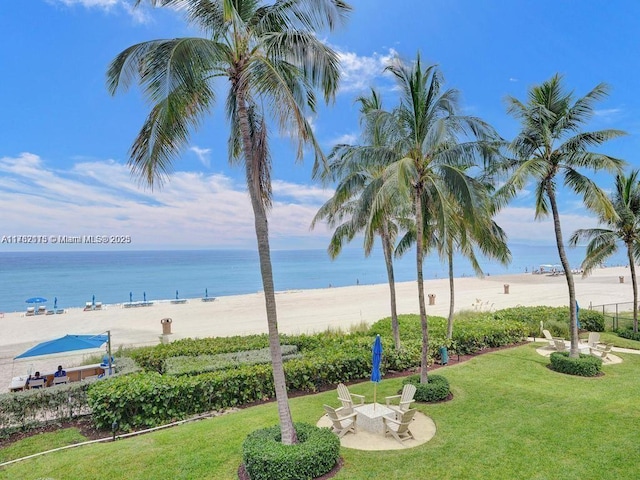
[379,53,501,383]
[312,89,408,349]
[570,170,640,333]
[106,0,351,444]
[497,74,626,357]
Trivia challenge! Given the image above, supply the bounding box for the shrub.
[494,306,605,336]
[242,423,340,480]
[549,352,602,377]
[402,374,450,402]
[617,329,640,341]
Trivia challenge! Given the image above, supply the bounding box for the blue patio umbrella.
[53,297,58,310]
[143,291,147,302]
[92,294,95,308]
[15,334,108,359]
[176,290,179,300]
[129,292,133,303]
[26,297,47,305]
[576,301,581,329]
[205,288,208,298]
[371,334,383,406]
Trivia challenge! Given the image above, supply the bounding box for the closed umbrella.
[371,334,383,408]
[143,291,147,302]
[205,288,208,298]
[176,290,179,300]
[92,294,95,308]
[53,297,58,310]
[129,292,133,303]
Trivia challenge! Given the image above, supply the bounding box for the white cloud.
[328,133,358,145]
[189,146,212,168]
[509,77,519,82]
[336,48,397,93]
[49,0,150,23]
[0,153,333,250]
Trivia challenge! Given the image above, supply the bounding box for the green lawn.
[2,343,640,479]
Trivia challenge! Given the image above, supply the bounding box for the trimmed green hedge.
[402,374,450,402]
[618,329,640,341]
[549,352,602,377]
[494,306,605,337]
[242,423,340,480]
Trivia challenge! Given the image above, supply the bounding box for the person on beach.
[54,365,66,377]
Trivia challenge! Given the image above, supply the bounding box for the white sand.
[1,266,633,389]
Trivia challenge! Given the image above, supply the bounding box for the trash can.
[619,276,624,284]
[439,346,448,365]
[504,284,510,294]
[161,317,172,335]
[428,294,436,305]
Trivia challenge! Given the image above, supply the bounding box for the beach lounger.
[94,302,102,310]
[36,306,47,315]
[171,299,188,304]
[84,302,93,311]
[201,297,216,302]
[26,307,35,316]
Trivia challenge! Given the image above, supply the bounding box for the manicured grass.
[2,344,639,479]
[0,428,86,463]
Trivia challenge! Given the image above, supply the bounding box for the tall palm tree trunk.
[415,191,429,383]
[381,224,401,349]
[626,244,639,333]
[447,246,455,339]
[237,95,297,444]
[547,185,579,357]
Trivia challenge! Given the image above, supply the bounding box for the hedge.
[549,352,602,377]
[242,423,340,480]
[402,374,450,402]
[494,306,605,337]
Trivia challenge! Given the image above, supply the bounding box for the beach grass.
[2,343,639,479]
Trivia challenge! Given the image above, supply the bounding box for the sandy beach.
[1,266,634,390]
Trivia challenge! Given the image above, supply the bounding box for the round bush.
[242,422,340,480]
[402,374,450,402]
[549,352,602,377]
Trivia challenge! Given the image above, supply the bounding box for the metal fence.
[589,301,635,331]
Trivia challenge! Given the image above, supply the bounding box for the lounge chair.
[383,408,417,444]
[53,375,69,385]
[323,404,357,438]
[337,383,365,413]
[590,343,613,360]
[94,302,102,310]
[84,302,93,311]
[36,306,47,315]
[25,307,35,316]
[581,332,601,348]
[385,384,417,416]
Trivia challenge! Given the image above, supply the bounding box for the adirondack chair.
[581,332,601,348]
[590,343,613,360]
[542,329,556,348]
[553,338,568,352]
[323,404,357,438]
[383,408,417,444]
[385,384,416,417]
[336,383,365,414]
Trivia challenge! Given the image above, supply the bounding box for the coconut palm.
[570,170,640,333]
[312,89,408,349]
[379,53,502,383]
[106,0,350,444]
[496,74,626,357]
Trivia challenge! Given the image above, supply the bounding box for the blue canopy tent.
[14,332,113,375]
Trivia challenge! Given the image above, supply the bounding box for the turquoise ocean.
[0,244,628,313]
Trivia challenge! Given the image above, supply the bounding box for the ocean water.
[0,244,628,313]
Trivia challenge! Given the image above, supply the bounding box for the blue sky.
[1,0,638,252]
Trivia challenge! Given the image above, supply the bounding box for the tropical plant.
[378,53,502,382]
[570,170,640,333]
[496,74,626,356]
[312,89,408,349]
[106,0,351,444]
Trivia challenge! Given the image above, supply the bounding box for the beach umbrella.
[143,291,147,302]
[205,288,208,298]
[92,294,95,308]
[54,297,58,310]
[129,292,133,303]
[176,290,179,300]
[25,297,47,304]
[371,334,383,408]
[576,301,581,329]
